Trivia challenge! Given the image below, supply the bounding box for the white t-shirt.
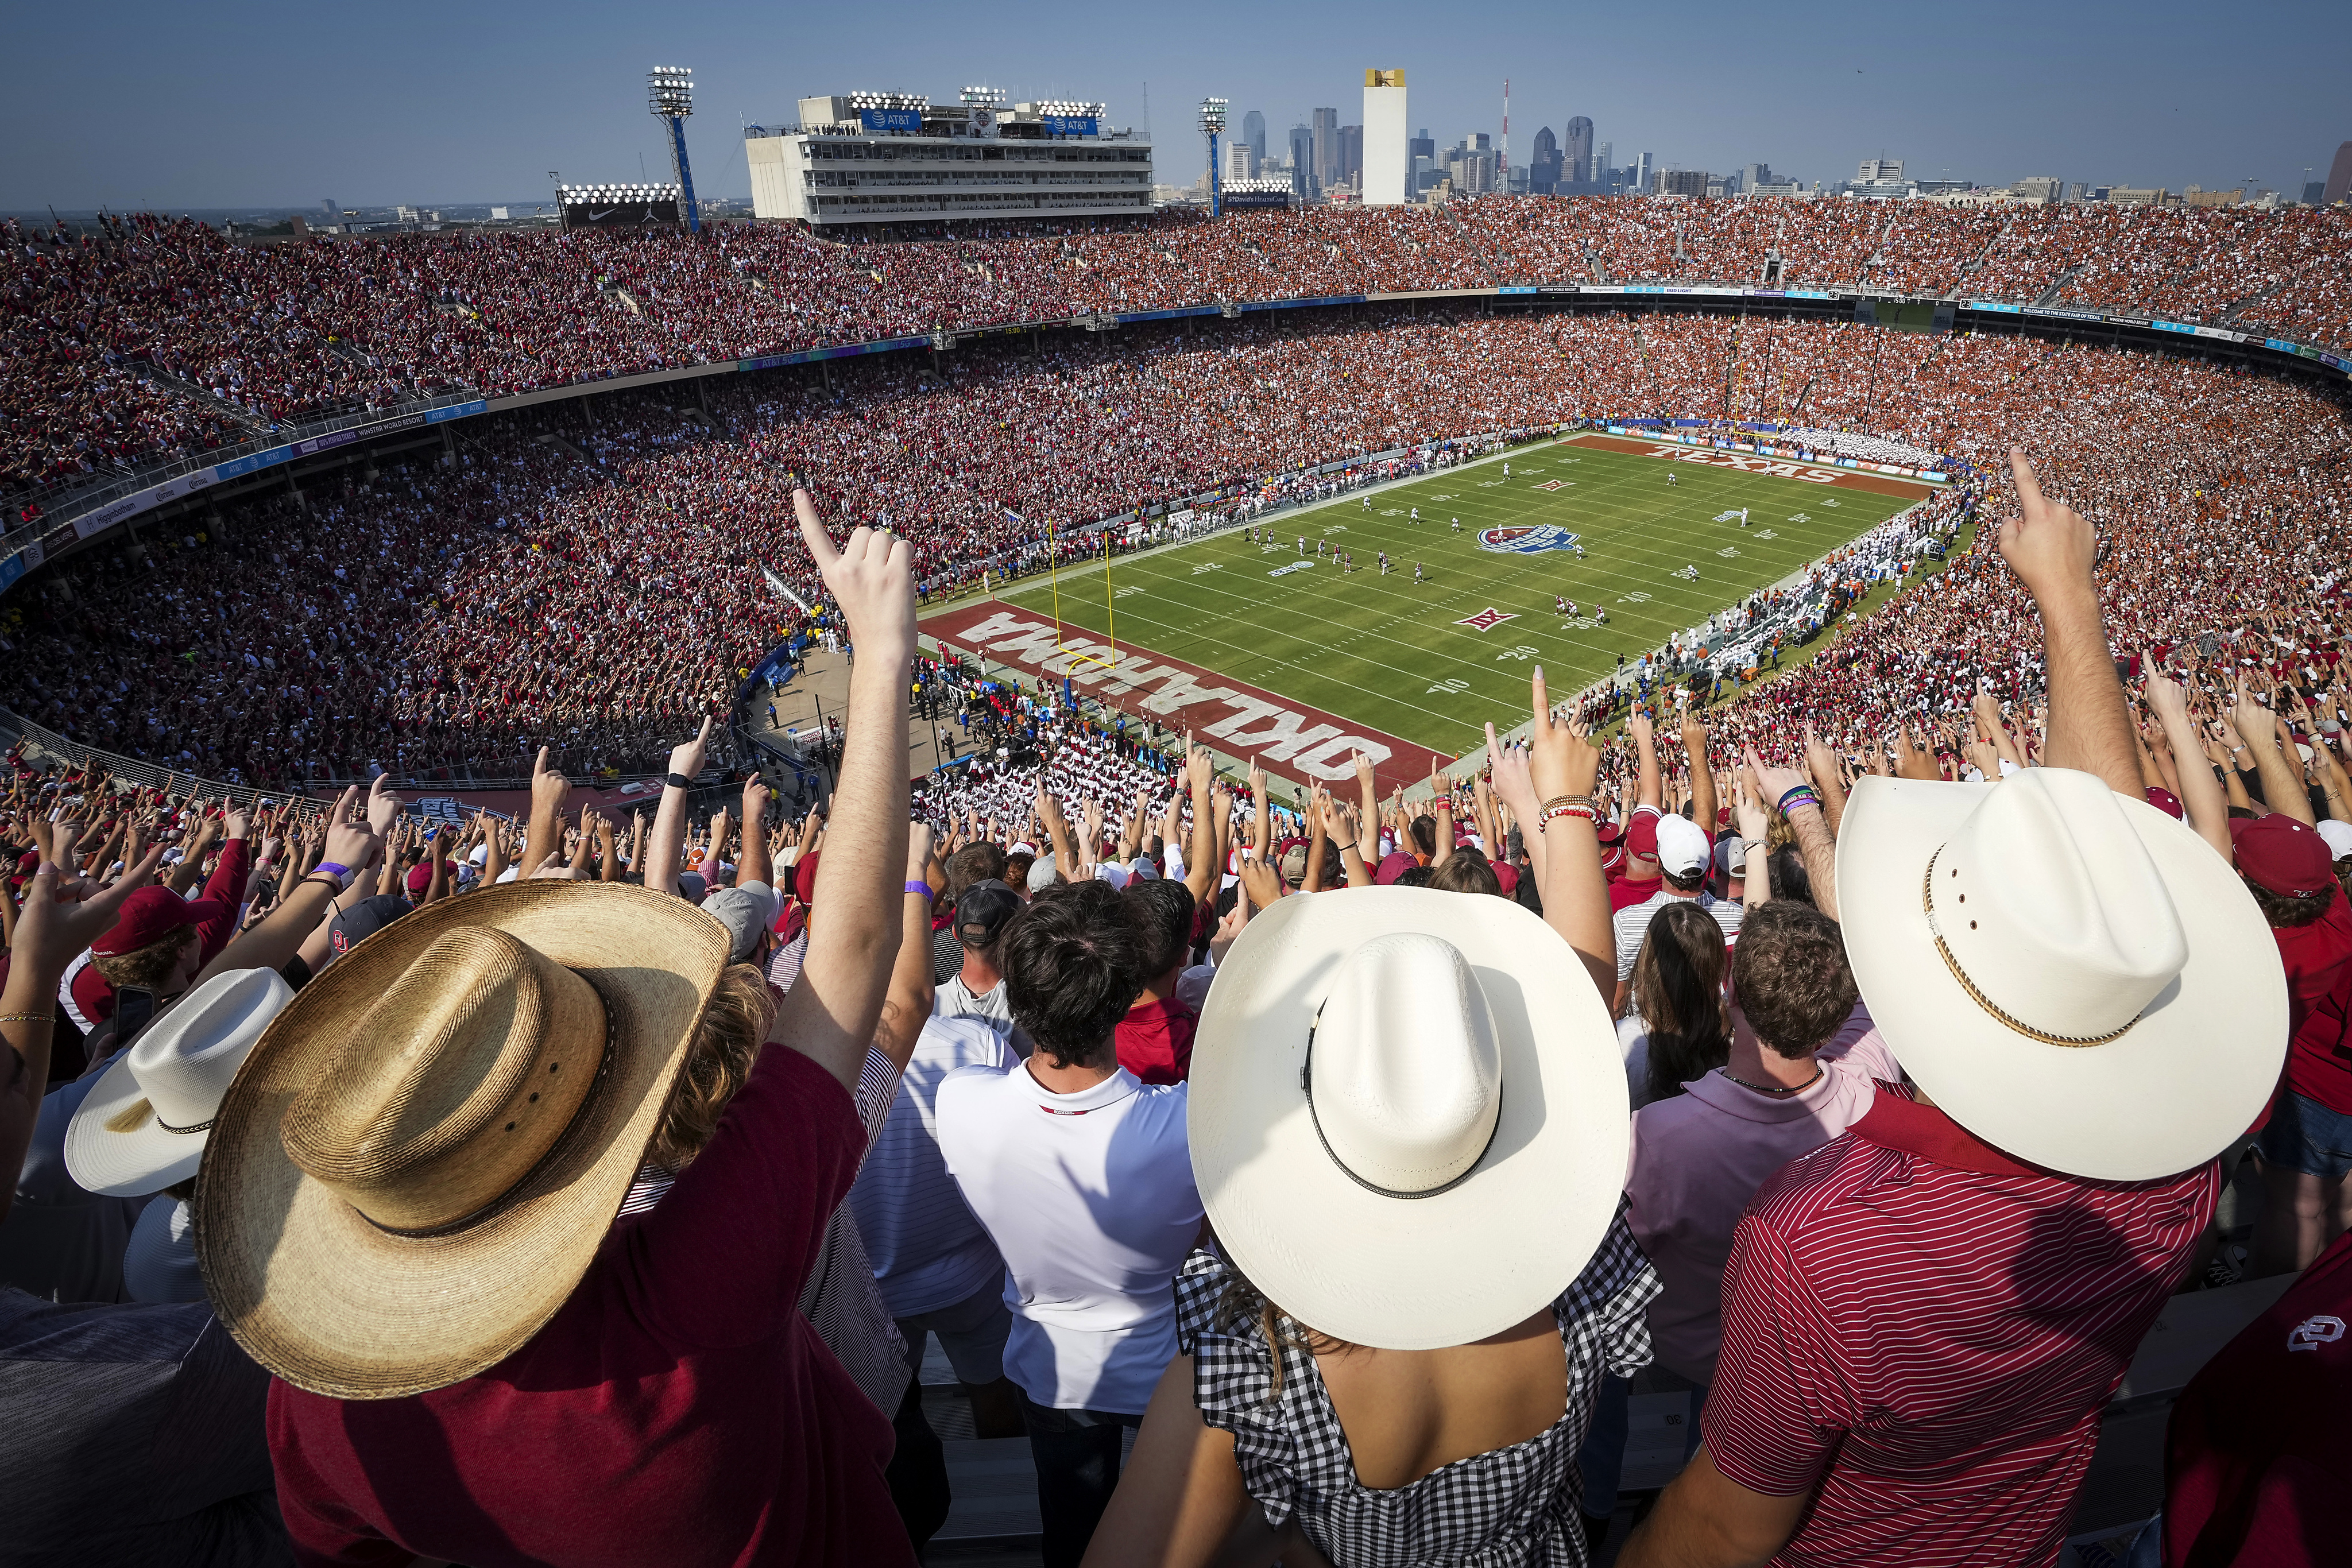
[935,1061,1201,1414]
[935,972,1014,1033]
[849,1016,1019,1318]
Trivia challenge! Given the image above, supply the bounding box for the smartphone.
[113,986,158,1048]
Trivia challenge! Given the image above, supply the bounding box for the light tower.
[648,65,700,233]
[1198,97,1228,217]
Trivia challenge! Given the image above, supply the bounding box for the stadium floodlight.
[1198,97,1229,218]
[959,86,1008,107]
[648,65,701,234]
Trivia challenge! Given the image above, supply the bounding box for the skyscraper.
[1243,109,1266,165]
[1339,125,1363,188]
[1564,117,1593,184]
[1361,71,1407,206]
[1635,151,1653,192]
[2327,142,2352,207]
[1289,122,1316,196]
[1312,107,1340,194]
[1529,126,1561,195]
[1596,141,1614,184]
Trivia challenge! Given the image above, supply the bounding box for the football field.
[924,435,1928,785]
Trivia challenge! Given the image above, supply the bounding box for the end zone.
[922,602,1430,797]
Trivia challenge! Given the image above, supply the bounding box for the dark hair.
[1662,863,1708,894]
[944,841,1007,898]
[1000,880,1147,1068]
[1429,847,1503,896]
[1409,815,1437,857]
[1730,901,1858,1058]
[1395,865,1435,888]
[1126,877,1196,978]
[1631,901,1732,1101]
[2246,876,2336,929]
[1764,847,1815,906]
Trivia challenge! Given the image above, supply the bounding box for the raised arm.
[769,490,916,1094]
[645,718,713,899]
[1682,713,1717,847]
[2144,660,2231,859]
[1997,448,2140,797]
[2235,676,2313,827]
[1749,749,1838,924]
[1526,668,1615,1003]
[738,773,775,890]
[873,823,941,1078]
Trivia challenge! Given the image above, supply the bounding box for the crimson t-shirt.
[2163,1229,2352,1567]
[267,1045,914,1567]
[2270,900,2352,1116]
[1116,996,1198,1086]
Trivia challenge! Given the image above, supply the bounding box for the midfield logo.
[1268,560,1315,578]
[1476,525,1582,556]
[1455,607,1519,632]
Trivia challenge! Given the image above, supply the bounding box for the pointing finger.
[794,489,839,568]
[2007,446,2046,514]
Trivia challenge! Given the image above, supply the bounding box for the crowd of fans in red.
[9,198,2351,497]
[3,302,2345,795]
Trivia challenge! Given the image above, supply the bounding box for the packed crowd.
[7,303,2346,793]
[10,198,2352,497]
[4,477,2344,1568]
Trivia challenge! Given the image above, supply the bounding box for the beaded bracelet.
[1541,803,1597,828]
[1777,785,1821,815]
[1539,793,1595,814]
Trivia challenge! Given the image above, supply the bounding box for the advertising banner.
[1039,114,1098,136]
[858,108,923,133]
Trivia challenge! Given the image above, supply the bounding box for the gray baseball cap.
[1027,852,1059,894]
[702,881,780,962]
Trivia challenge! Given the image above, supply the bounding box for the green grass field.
[994,438,1921,757]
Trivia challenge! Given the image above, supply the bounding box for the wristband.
[1539,794,1595,814]
[1775,786,1821,816]
[300,873,345,895]
[1541,803,1597,828]
[904,880,935,901]
[664,773,694,791]
[314,861,351,884]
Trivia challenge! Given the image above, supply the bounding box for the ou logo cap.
[2287,1314,2346,1353]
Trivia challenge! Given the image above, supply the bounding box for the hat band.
[359,988,622,1240]
[1921,848,2138,1049]
[155,1111,216,1135]
[1299,1025,1499,1202]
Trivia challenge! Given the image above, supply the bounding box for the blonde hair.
[647,963,775,1172]
[1214,1267,1353,1399]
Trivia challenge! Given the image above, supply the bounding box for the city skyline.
[3,0,2344,210]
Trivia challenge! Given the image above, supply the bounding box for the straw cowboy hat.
[195,881,730,1399]
[1189,886,1627,1351]
[1836,768,2287,1182]
[65,966,293,1198]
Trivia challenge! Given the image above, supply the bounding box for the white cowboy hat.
[1189,886,1627,1351]
[65,966,294,1198]
[1835,769,2286,1182]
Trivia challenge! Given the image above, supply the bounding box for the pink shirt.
[1622,1004,1897,1384]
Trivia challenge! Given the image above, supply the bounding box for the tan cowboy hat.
[1836,768,2287,1182]
[195,882,730,1399]
[1189,886,1627,1352]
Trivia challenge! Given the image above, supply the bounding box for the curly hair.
[1730,900,1858,1059]
[648,963,775,1172]
[91,925,199,993]
[2246,876,2337,929]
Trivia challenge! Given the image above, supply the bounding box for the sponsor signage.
[858,108,924,133]
[1967,300,2024,314]
[1496,286,1541,296]
[1039,114,1098,136]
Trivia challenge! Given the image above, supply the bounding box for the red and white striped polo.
[1703,1085,2218,1568]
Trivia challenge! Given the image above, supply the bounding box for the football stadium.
[937,433,1933,787]
[3,42,2351,1568]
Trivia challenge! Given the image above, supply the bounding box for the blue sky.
[5,0,2344,210]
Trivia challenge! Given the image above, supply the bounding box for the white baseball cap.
[1654,814,1712,878]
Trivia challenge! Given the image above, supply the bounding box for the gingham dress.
[1174,1213,1659,1568]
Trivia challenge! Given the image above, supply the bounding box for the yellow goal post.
[1043,514,1123,676]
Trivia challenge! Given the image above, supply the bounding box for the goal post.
[1044,515,1122,676]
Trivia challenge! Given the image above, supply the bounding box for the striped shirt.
[1704,1085,2217,1568]
[1612,888,1742,983]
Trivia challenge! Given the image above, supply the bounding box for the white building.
[746,92,1153,227]
[1361,69,1408,207]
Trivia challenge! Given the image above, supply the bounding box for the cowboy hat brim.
[195,882,729,1399]
[64,967,293,1198]
[1190,887,1628,1352]
[1836,776,2287,1182]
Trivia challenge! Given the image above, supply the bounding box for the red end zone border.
[923,602,1437,799]
[1564,433,1936,498]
